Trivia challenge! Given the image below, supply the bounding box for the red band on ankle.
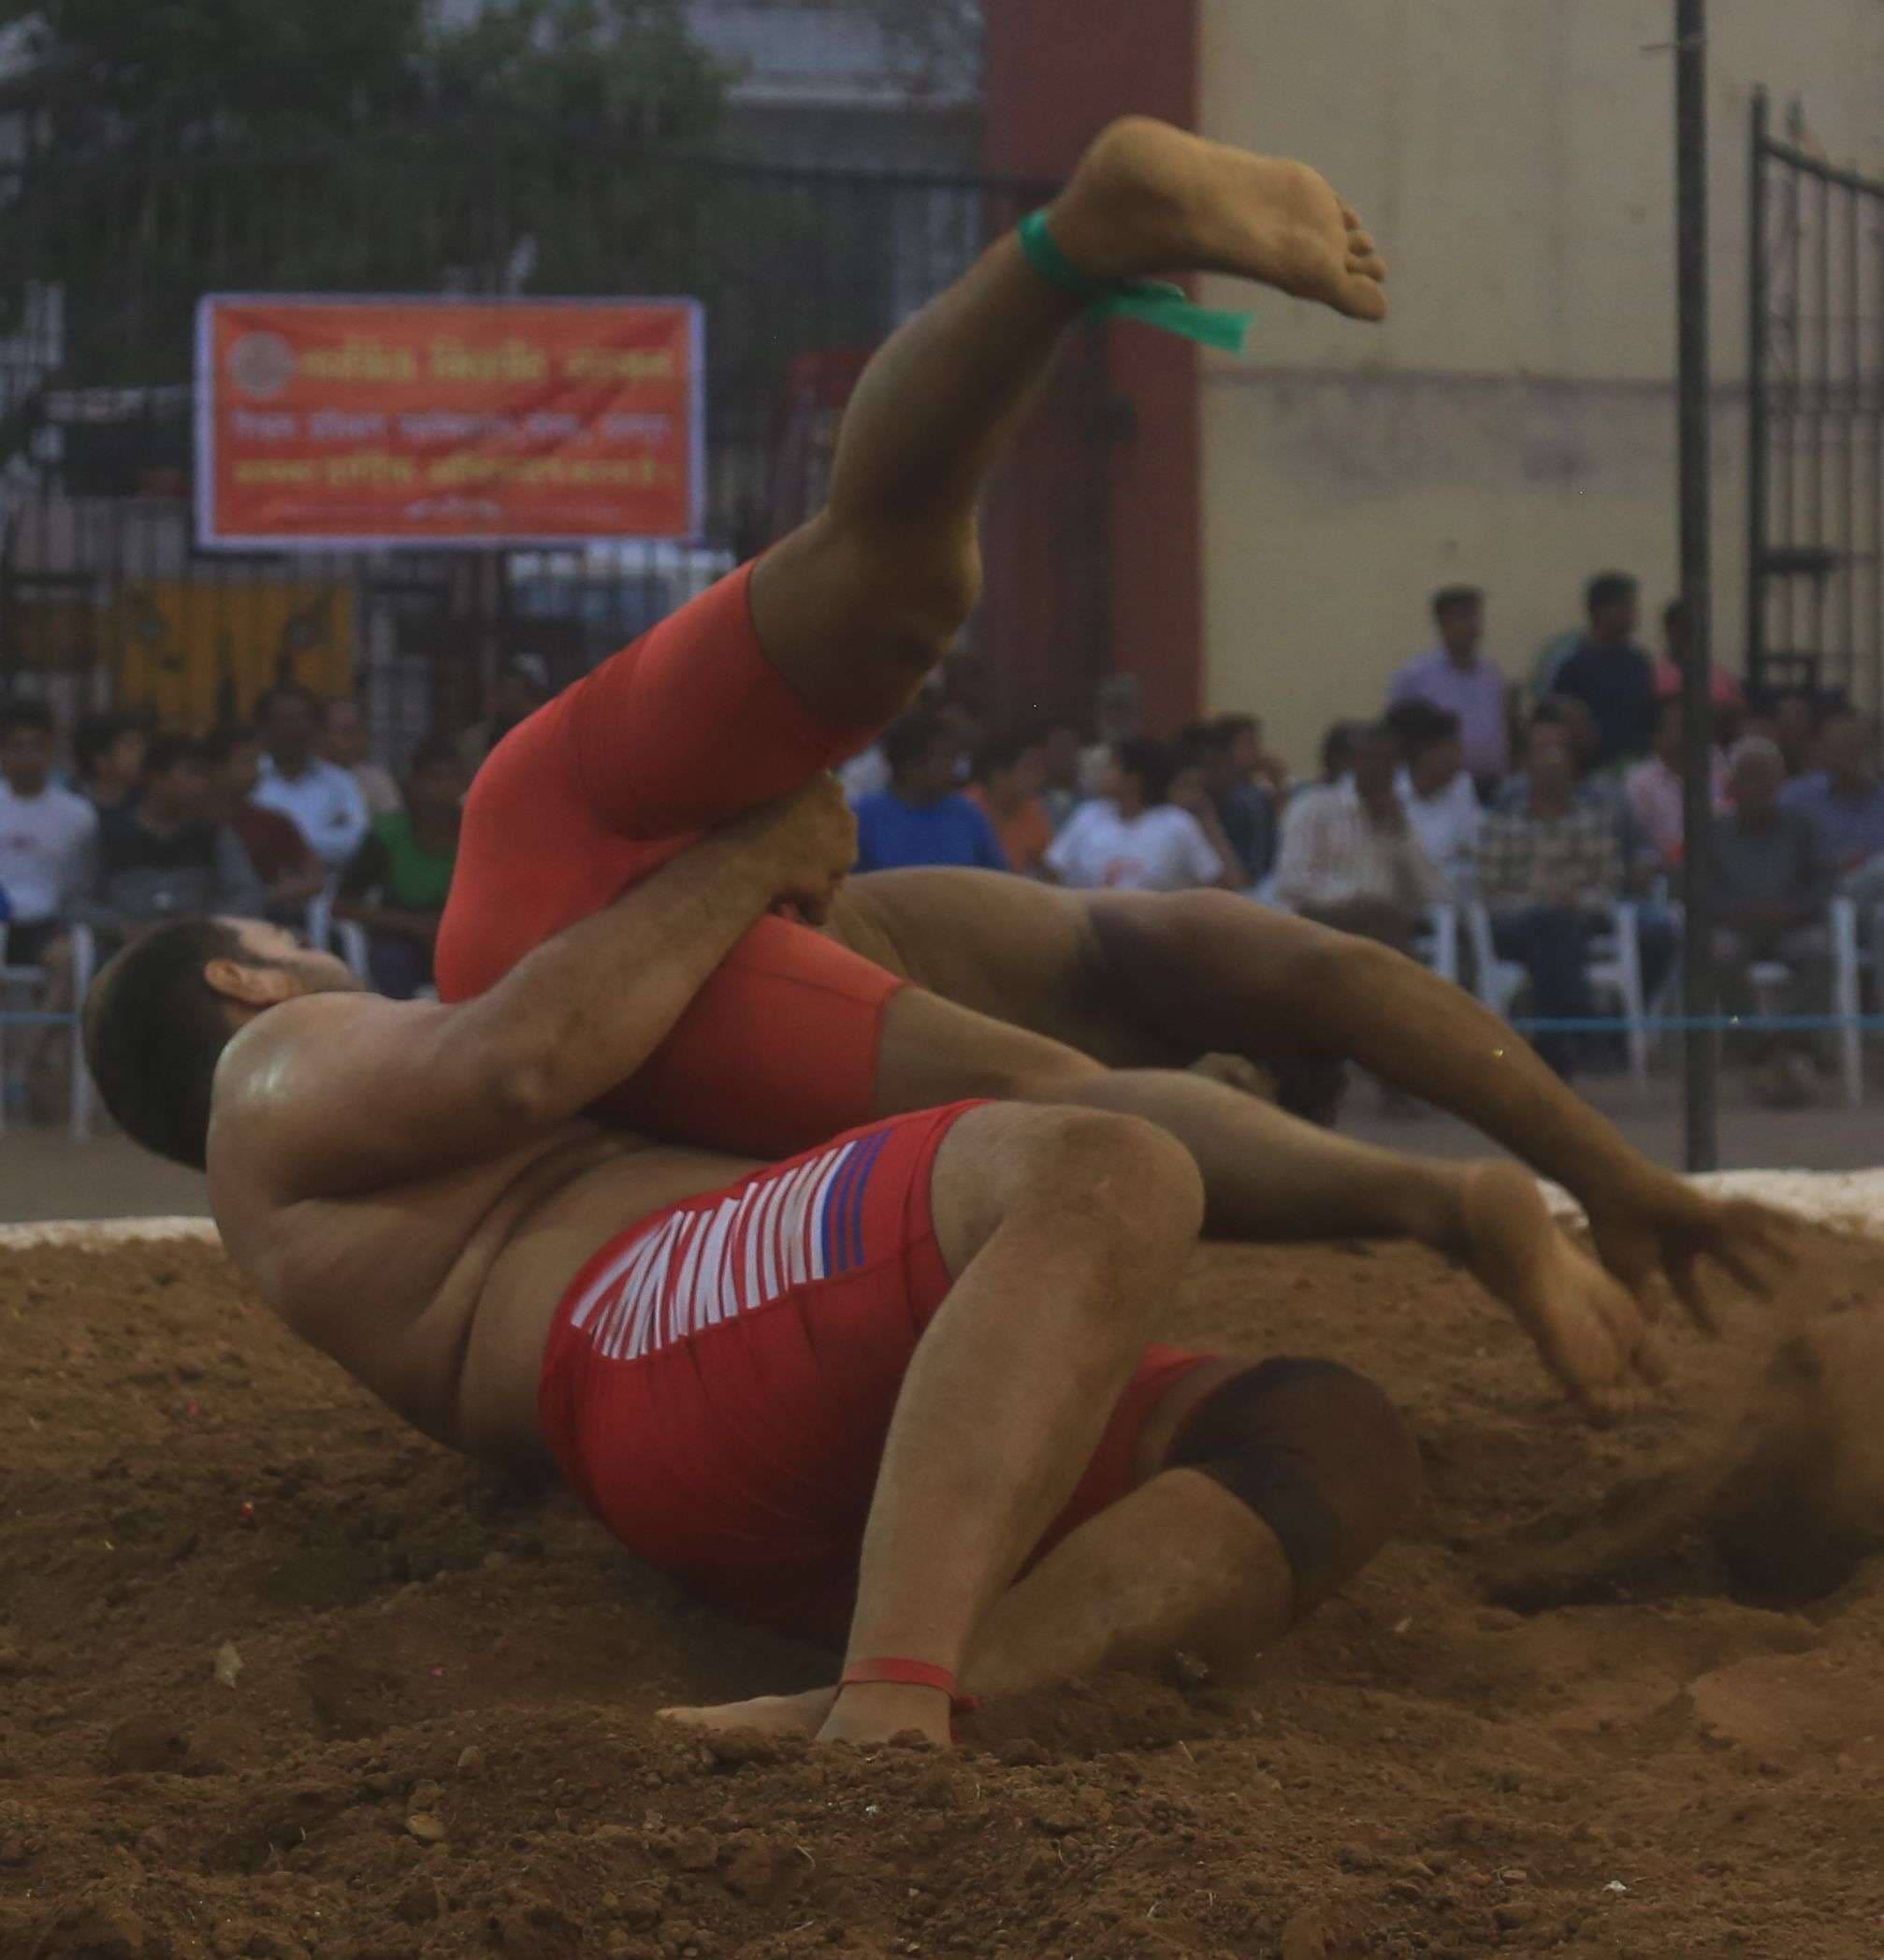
[840,1657,981,1714]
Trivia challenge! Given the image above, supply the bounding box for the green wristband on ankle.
[1018,210,1254,354]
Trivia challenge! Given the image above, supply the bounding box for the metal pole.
[1675,0,1717,1170]
[1746,87,1768,689]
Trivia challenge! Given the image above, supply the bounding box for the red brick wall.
[980,0,1202,736]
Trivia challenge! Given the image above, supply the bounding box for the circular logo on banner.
[226,331,297,399]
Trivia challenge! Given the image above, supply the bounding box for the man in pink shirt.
[1625,694,1727,872]
[1652,599,1745,717]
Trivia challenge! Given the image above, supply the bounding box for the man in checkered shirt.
[1475,719,1625,1077]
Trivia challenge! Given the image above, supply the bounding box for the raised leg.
[750,120,1386,732]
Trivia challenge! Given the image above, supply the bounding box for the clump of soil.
[5,1222,1884,1958]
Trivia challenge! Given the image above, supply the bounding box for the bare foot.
[657,1686,834,1738]
[1049,116,1388,322]
[815,1680,953,1749]
[1460,1162,1665,1425]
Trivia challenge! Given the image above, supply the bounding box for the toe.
[1346,250,1388,282]
[1339,199,1363,228]
[1346,228,1378,257]
[1338,278,1389,322]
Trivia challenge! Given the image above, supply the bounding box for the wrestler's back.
[211,1126,761,1463]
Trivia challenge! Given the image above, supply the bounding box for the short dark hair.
[1113,737,1181,806]
[1384,699,1461,761]
[84,919,250,1170]
[255,682,321,721]
[143,733,207,779]
[1586,572,1638,617]
[882,708,949,778]
[1527,713,1575,760]
[973,730,1037,781]
[1174,721,1230,771]
[73,712,136,775]
[1319,719,1368,779]
[203,722,259,766]
[0,698,55,741]
[1431,585,1483,620]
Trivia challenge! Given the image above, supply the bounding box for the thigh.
[837,867,1188,1067]
[543,1105,973,1640]
[440,562,874,1007]
[869,984,1106,1125]
[598,914,907,1158]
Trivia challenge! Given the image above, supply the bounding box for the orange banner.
[196,297,703,547]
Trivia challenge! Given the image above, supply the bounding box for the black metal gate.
[0,141,1112,757]
[1746,89,1884,715]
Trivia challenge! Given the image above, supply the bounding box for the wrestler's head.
[84,918,361,1169]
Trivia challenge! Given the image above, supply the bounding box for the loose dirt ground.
[6,1213,1884,1959]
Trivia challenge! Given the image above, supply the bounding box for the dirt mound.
[6,1223,1884,1957]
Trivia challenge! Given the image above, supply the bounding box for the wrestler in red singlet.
[535,1101,1210,1643]
[437,564,903,1159]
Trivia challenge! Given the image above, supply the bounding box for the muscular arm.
[225,784,854,1199]
[1109,896,1790,1314]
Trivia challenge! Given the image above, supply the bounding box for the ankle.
[820,1679,953,1745]
[1407,1167,1476,1255]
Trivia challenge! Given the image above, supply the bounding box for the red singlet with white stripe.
[536,1103,1211,1642]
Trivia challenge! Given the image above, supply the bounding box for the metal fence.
[0,138,1112,760]
[1746,89,1884,716]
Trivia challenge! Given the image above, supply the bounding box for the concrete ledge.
[0,1215,222,1251]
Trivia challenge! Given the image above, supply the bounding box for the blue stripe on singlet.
[838,1127,894,1271]
[820,1140,865,1276]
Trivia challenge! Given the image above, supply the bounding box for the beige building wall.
[1196,0,1884,770]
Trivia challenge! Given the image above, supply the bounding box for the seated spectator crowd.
[5,564,1882,1125]
[833,567,1884,1105]
[0,688,466,1124]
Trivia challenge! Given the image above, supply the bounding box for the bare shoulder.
[217,991,408,1099]
[210,993,426,1174]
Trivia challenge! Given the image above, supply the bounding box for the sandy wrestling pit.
[5,1181,1884,1959]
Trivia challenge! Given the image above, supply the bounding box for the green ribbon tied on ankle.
[1019,210,1253,354]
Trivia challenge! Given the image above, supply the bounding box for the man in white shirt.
[0,699,97,964]
[1,698,99,1120]
[1385,701,1481,897]
[252,683,370,872]
[1272,720,1446,947]
[1078,675,1145,797]
[1048,739,1231,893]
[323,697,403,822]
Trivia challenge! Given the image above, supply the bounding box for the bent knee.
[1169,1357,1422,1604]
[1003,1105,1206,1250]
[819,515,983,669]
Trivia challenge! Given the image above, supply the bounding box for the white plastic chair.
[1465,901,1649,1089]
[0,922,98,1139]
[305,894,371,984]
[1830,896,1881,1108]
[1415,903,1460,986]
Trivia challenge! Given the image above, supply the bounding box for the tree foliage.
[1,0,726,149]
[0,0,736,385]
